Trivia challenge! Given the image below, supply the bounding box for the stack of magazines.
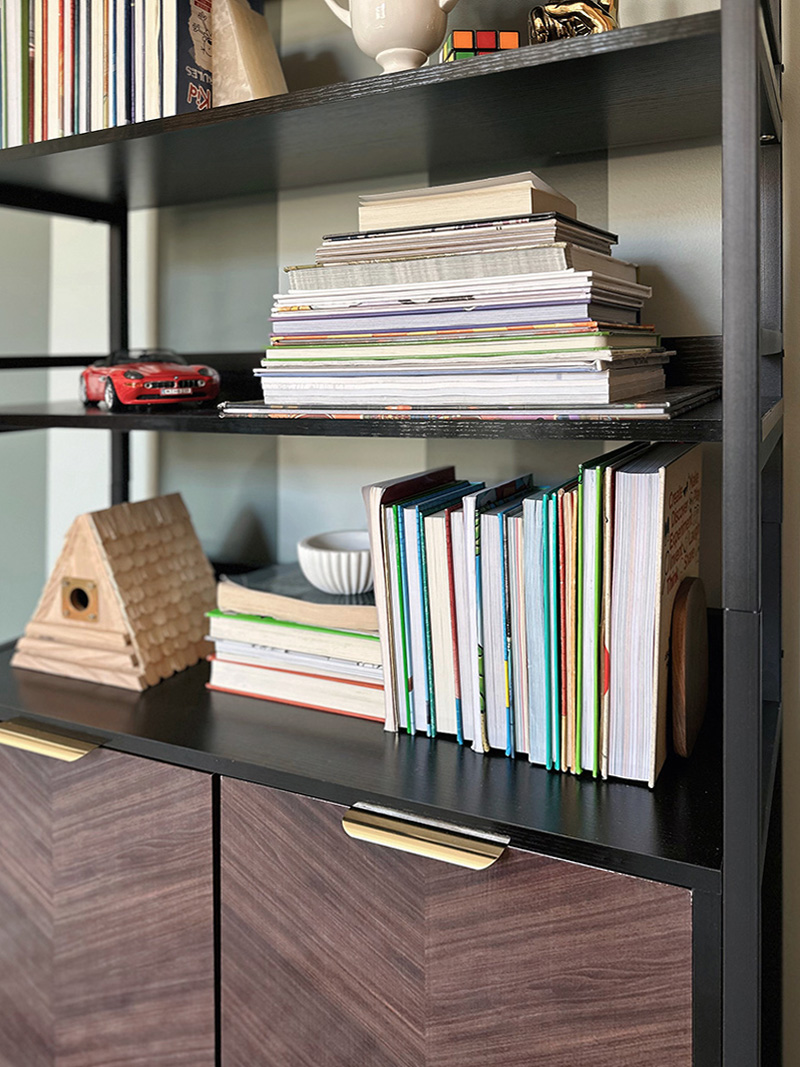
[219,174,718,423]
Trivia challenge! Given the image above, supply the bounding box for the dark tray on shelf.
[0,645,721,890]
[0,14,722,213]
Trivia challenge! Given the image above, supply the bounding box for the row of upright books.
[219,171,718,424]
[0,0,212,148]
[364,445,703,788]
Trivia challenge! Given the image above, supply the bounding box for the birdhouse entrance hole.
[61,578,98,622]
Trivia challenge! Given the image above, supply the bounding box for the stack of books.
[364,446,703,787]
[219,173,718,424]
[206,563,384,721]
[0,0,212,147]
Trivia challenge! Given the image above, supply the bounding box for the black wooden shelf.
[0,395,785,445]
[0,395,725,441]
[0,646,721,891]
[0,13,721,213]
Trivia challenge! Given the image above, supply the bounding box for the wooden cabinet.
[221,779,692,1067]
[0,744,215,1067]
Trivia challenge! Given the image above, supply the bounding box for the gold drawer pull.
[342,803,508,870]
[0,718,101,762]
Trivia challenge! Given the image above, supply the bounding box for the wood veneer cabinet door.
[221,781,692,1067]
[0,745,215,1067]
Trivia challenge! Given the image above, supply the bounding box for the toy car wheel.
[78,376,96,407]
[104,378,123,412]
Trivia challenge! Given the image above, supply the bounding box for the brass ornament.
[529,1,618,43]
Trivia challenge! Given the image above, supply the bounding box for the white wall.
[0,208,50,643]
[46,212,161,572]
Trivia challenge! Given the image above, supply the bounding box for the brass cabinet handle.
[342,803,509,870]
[0,718,101,762]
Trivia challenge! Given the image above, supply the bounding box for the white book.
[62,0,74,135]
[523,492,548,766]
[32,0,43,140]
[481,504,512,753]
[401,501,428,735]
[358,171,577,232]
[46,0,60,137]
[608,444,702,786]
[77,0,89,132]
[134,0,145,122]
[507,508,529,757]
[403,481,474,737]
[210,638,383,683]
[144,0,161,120]
[115,0,127,124]
[161,0,177,117]
[90,0,104,129]
[5,0,24,147]
[579,463,602,773]
[450,508,473,744]
[361,466,455,732]
[462,476,534,754]
[424,507,458,738]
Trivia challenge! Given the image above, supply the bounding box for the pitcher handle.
[322,0,352,27]
[438,0,460,12]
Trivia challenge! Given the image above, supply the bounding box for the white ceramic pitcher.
[322,0,461,74]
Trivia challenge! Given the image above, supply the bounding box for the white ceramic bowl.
[297,530,374,595]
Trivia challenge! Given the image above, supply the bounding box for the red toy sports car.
[80,351,220,411]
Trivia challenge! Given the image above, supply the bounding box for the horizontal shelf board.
[0,648,720,889]
[0,396,725,441]
[0,13,721,211]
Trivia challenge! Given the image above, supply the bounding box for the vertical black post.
[109,207,130,505]
[722,1,763,1065]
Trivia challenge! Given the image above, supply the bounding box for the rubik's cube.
[440,30,521,62]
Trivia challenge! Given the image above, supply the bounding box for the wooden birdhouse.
[12,494,216,691]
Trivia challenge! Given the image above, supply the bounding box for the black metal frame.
[0,5,784,1063]
[722,4,783,1066]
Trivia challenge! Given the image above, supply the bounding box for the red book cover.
[205,657,385,723]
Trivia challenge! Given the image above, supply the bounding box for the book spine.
[77,0,88,133]
[102,0,109,126]
[176,0,211,114]
[500,511,514,758]
[445,508,464,744]
[27,0,35,142]
[20,0,30,144]
[32,0,42,141]
[115,0,126,124]
[395,505,415,734]
[41,0,48,138]
[417,509,437,738]
[58,0,64,136]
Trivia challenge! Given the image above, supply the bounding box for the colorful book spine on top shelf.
[440,29,520,62]
[0,0,216,144]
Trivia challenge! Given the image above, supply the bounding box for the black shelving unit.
[0,7,782,1065]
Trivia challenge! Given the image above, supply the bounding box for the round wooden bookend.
[671,576,709,759]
